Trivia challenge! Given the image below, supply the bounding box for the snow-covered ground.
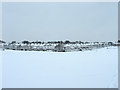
[2,46,118,88]
[0,48,2,90]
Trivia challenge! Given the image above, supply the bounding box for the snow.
[2,46,118,88]
[0,49,2,90]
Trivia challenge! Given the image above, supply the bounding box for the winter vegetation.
[0,40,120,52]
[1,40,118,88]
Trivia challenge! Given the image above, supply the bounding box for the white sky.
[2,2,118,42]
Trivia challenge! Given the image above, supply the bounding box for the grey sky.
[2,2,118,42]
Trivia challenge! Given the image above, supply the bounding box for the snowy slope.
[2,46,118,88]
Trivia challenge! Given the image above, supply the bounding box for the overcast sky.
[2,2,118,42]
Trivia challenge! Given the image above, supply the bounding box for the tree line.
[1,40,120,45]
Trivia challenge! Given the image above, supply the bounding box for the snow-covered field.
[2,46,118,88]
[0,49,2,90]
